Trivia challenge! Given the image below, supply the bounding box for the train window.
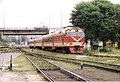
[44,38,52,42]
[45,39,47,42]
[66,32,76,36]
[48,38,51,42]
[64,33,67,36]
[66,32,84,36]
[59,36,61,40]
[60,37,62,40]
[49,38,50,41]
[77,32,84,36]
[57,37,59,41]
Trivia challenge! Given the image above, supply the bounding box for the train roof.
[43,26,83,37]
[28,26,83,40]
[62,26,82,32]
[28,37,42,41]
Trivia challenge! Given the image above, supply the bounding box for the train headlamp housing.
[75,29,78,32]
[69,43,72,45]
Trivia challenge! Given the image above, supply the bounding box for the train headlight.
[82,43,84,45]
[70,43,72,45]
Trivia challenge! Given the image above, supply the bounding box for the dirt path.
[0,71,45,82]
[0,53,46,82]
[0,53,21,66]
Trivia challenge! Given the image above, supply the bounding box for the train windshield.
[66,32,84,36]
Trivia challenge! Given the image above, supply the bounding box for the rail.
[30,52,120,72]
[25,55,55,82]
[20,49,90,82]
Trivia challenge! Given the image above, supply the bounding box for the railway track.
[50,58,119,73]
[49,56,120,72]
[20,49,90,82]
[25,51,120,72]
[19,48,119,72]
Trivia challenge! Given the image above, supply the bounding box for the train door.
[52,35,55,49]
[34,40,36,48]
[42,38,44,49]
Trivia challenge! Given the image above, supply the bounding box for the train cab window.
[66,32,84,36]
[66,32,76,36]
[77,32,84,36]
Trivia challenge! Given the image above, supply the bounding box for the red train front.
[28,26,85,54]
[62,26,85,53]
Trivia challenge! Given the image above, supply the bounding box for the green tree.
[70,0,120,49]
[0,39,7,46]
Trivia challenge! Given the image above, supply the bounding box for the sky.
[0,0,120,29]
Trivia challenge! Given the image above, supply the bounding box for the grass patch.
[0,48,19,53]
[0,39,7,46]
[25,48,76,58]
[81,56,120,65]
[24,48,120,65]
[84,48,120,57]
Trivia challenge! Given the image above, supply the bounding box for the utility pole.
[19,35,21,45]
[2,9,5,39]
[61,10,63,28]
[49,13,51,33]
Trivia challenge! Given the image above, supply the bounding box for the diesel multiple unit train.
[28,26,85,53]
